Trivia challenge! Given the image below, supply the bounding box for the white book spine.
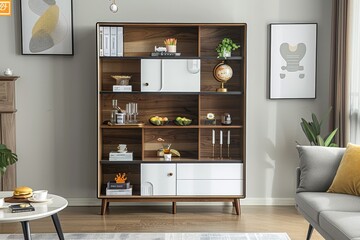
[103,27,110,56]
[117,27,123,56]
[110,27,117,56]
[99,27,104,56]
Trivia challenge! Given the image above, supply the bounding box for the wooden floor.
[0,205,324,240]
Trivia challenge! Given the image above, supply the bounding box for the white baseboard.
[67,198,295,207]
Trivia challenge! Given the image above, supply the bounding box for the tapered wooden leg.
[306,224,314,240]
[51,213,65,240]
[101,199,108,215]
[20,221,31,240]
[233,198,240,215]
[172,202,176,214]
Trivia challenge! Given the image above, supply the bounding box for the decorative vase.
[166,45,176,53]
[222,50,231,58]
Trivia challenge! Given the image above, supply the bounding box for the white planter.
[166,45,177,53]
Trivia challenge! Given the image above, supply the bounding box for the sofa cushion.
[296,146,345,192]
[328,143,360,196]
[296,192,360,224]
[319,211,360,240]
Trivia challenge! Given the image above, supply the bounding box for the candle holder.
[212,144,215,159]
[227,144,230,159]
[219,143,223,159]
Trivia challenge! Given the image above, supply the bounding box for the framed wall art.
[269,23,317,99]
[20,0,74,55]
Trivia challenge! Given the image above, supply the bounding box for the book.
[103,27,110,56]
[106,187,132,196]
[107,181,130,189]
[117,27,123,56]
[110,27,117,56]
[99,26,104,56]
[113,85,132,92]
[109,152,133,161]
[150,52,181,57]
[10,203,35,213]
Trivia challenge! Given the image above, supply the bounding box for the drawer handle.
[168,173,173,177]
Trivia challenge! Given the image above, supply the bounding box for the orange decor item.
[0,0,12,16]
[115,173,127,183]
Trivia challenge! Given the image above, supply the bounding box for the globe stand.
[213,61,233,93]
[216,83,227,92]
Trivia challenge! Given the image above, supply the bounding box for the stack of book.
[99,26,123,57]
[106,181,132,196]
[109,152,133,161]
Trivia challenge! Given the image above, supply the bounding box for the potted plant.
[0,144,18,175]
[215,38,240,59]
[299,108,338,147]
[164,38,177,53]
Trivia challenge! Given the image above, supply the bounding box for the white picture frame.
[269,23,317,99]
[20,0,74,55]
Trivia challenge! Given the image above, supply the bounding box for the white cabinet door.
[141,164,176,196]
[177,180,243,195]
[141,59,200,92]
[177,163,243,180]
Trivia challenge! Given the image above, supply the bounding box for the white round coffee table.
[0,191,68,240]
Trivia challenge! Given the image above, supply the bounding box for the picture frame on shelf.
[20,0,74,55]
[269,23,317,99]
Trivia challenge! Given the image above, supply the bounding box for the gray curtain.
[330,0,350,147]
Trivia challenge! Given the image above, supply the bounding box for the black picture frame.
[269,23,317,99]
[20,0,74,55]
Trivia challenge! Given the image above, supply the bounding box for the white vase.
[166,45,176,53]
[223,50,231,58]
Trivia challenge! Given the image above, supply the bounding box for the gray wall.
[0,0,332,204]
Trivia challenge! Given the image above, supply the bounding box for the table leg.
[51,213,65,240]
[20,221,32,240]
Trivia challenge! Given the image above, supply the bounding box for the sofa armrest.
[296,146,345,192]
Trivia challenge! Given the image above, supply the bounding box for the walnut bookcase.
[96,23,247,215]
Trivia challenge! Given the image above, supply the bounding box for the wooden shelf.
[96,23,247,212]
[100,91,243,95]
[99,56,243,60]
[100,159,243,164]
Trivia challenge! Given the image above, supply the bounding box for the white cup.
[33,190,48,201]
[117,144,127,152]
[0,198,4,207]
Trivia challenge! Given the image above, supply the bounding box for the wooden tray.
[5,197,30,203]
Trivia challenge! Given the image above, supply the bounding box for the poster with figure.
[269,24,317,99]
[21,0,73,55]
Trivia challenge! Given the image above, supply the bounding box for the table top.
[0,192,68,223]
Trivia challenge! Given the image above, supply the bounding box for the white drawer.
[177,163,243,180]
[177,180,243,195]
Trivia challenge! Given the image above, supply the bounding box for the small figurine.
[115,173,127,183]
[4,68,13,76]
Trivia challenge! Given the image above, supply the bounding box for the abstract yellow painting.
[21,0,73,55]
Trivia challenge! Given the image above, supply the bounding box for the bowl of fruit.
[149,116,169,126]
[174,116,192,126]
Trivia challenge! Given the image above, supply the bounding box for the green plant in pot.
[299,108,338,147]
[0,144,18,175]
[215,38,240,59]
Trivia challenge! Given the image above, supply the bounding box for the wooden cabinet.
[97,23,247,215]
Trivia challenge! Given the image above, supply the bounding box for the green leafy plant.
[215,38,240,58]
[299,108,338,147]
[0,144,18,175]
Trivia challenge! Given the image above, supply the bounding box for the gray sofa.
[296,146,360,240]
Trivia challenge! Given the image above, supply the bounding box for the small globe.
[213,62,233,83]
